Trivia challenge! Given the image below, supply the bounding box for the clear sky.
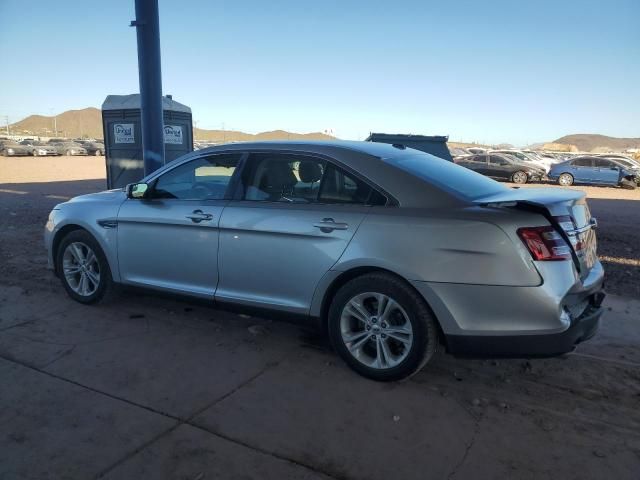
[1,0,638,145]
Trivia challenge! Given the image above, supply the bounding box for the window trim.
[228,149,395,207]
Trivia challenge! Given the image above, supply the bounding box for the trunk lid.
[475,187,597,279]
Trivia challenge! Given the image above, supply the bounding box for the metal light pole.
[130,0,165,176]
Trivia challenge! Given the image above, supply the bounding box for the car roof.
[146,140,468,208]
[196,140,415,159]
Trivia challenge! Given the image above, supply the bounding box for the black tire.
[94,149,102,156]
[511,170,528,184]
[65,150,71,156]
[55,229,114,304]
[328,273,438,381]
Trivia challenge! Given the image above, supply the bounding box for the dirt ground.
[1,156,639,479]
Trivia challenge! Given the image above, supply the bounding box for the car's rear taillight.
[517,226,571,261]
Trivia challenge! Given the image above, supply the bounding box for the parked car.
[44,141,605,381]
[466,147,487,154]
[490,149,552,172]
[49,142,88,156]
[82,142,105,156]
[20,140,59,156]
[0,140,31,156]
[448,147,469,157]
[455,153,546,183]
[548,156,637,188]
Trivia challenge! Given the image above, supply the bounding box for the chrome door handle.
[313,218,349,233]
[185,210,213,223]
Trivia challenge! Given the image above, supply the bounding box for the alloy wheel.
[512,171,528,184]
[340,292,413,369]
[62,242,101,296]
[559,173,573,186]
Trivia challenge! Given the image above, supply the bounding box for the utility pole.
[130,0,165,176]
[4,116,9,135]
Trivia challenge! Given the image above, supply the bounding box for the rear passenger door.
[216,152,387,314]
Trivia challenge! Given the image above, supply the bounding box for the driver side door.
[116,153,242,297]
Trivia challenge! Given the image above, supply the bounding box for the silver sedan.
[44,141,605,381]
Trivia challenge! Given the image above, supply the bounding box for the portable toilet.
[101,94,193,189]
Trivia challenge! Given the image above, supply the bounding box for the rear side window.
[319,163,386,205]
[239,153,387,205]
[572,158,593,167]
[384,153,507,200]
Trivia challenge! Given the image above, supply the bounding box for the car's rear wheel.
[512,170,528,184]
[558,173,574,186]
[328,273,438,381]
[56,230,113,304]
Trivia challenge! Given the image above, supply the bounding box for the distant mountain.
[552,134,640,153]
[9,107,103,138]
[194,128,335,142]
[7,108,336,142]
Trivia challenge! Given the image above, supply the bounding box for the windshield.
[385,153,507,200]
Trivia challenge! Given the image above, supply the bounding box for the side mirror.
[126,182,149,199]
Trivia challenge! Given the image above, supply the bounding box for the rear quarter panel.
[334,206,545,286]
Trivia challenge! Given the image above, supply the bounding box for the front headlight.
[39,149,47,154]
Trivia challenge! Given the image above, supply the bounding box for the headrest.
[298,161,323,183]
[263,161,297,188]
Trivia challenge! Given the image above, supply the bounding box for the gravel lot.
[1,156,639,479]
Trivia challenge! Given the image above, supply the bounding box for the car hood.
[65,189,126,205]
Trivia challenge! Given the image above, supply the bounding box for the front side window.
[151,153,240,200]
[594,158,616,168]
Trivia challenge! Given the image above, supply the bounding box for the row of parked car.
[0,138,105,157]
[451,148,640,189]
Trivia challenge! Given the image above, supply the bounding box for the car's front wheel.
[94,149,102,156]
[558,173,574,186]
[56,229,113,304]
[328,273,438,381]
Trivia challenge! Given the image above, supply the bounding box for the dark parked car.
[0,140,32,156]
[548,156,637,188]
[455,153,545,184]
[82,141,105,156]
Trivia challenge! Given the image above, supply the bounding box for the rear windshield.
[385,153,507,200]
